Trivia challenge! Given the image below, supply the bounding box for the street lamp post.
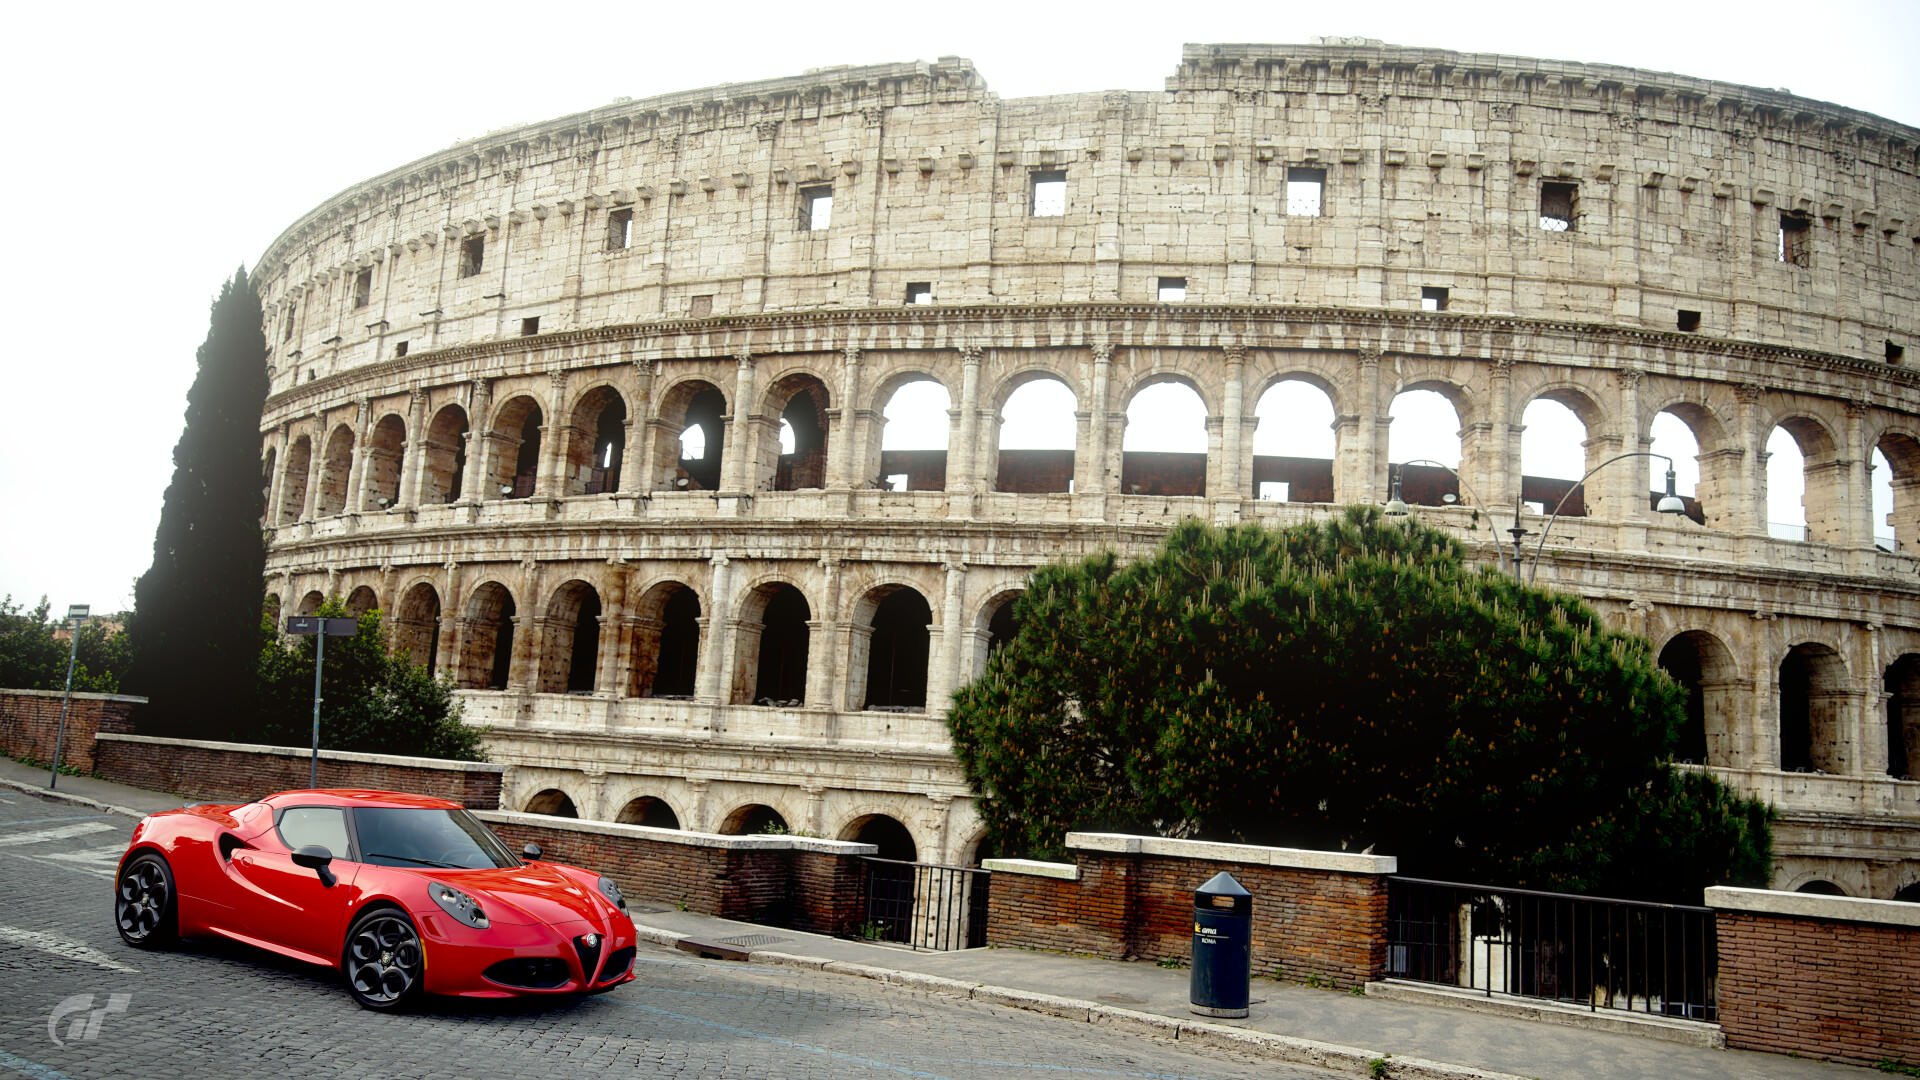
[49,604,89,790]
[1383,459,1529,573]
[1506,495,1532,577]
[1528,451,1689,585]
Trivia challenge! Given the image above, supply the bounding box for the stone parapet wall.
[1708,886,1920,1067]
[92,734,503,808]
[0,689,141,773]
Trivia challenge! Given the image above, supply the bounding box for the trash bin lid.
[1194,871,1250,898]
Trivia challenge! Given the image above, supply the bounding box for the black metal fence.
[1386,877,1717,1021]
[855,857,990,951]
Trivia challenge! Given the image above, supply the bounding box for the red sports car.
[113,789,637,1010]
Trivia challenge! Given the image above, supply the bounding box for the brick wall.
[987,834,1395,990]
[92,733,503,808]
[1710,887,1920,1068]
[0,688,141,773]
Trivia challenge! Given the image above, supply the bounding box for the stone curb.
[631,921,1532,1080]
[0,775,147,820]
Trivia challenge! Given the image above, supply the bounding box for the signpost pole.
[310,630,325,788]
[49,604,89,790]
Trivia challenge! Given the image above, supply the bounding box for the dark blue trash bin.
[1189,870,1252,1017]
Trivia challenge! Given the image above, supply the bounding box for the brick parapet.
[0,689,143,773]
[91,733,503,808]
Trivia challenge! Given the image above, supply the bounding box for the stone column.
[925,560,968,717]
[1488,358,1517,510]
[806,557,844,711]
[832,346,865,490]
[1858,622,1886,776]
[596,563,628,697]
[435,561,461,680]
[264,424,291,528]
[463,379,493,503]
[539,369,569,498]
[697,554,732,705]
[399,386,427,508]
[1842,402,1872,549]
[1613,368,1647,524]
[1352,347,1384,505]
[1217,344,1246,505]
[345,400,373,514]
[1085,345,1114,497]
[618,359,654,497]
[723,352,757,493]
[949,347,983,493]
[301,423,324,521]
[1733,384,1766,536]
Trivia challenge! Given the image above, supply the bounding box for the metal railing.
[1386,878,1717,1022]
[854,857,989,951]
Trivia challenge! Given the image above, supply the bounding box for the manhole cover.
[717,934,790,948]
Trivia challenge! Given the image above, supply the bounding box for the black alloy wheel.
[114,852,177,948]
[343,907,424,1011]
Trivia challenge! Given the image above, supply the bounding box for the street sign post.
[49,605,90,790]
[284,616,359,786]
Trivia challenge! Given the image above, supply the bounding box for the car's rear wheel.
[114,851,177,948]
[343,906,424,1011]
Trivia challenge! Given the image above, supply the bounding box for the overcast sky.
[2,0,1914,616]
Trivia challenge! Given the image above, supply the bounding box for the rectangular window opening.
[1285,167,1326,217]
[607,208,634,251]
[1030,170,1067,217]
[688,295,713,318]
[352,268,372,309]
[800,185,833,231]
[1156,277,1187,302]
[1890,340,1906,365]
[393,341,408,358]
[1421,286,1450,312]
[905,282,933,305]
[520,316,540,336]
[459,235,485,278]
[1677,310,1701,332]
[1539,182,1577,232]
[1779,213,1811,266]
[282,307,296,342]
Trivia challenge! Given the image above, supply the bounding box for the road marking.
[0,822,117,847]
[0,926,138,973]
[0,1049,76,1080]
[43,846,126,868]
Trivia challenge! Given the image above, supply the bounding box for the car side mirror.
[522,842,542,863]
[293,844,337,888]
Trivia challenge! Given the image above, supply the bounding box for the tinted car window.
[353,808,518,869]
[277,807,351,858]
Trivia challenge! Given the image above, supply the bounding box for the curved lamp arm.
[1528,451,1685,584]
[1384,458,1482,519]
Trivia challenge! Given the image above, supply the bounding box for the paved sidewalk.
[0,758,1881,1080]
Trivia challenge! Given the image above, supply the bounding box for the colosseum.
[253,41,1918,897]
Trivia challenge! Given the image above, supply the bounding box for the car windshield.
[352,807,519,870]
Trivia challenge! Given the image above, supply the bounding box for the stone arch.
[1387,385,1466,507]
[1894,881,1920,903]
[1780,642,1849,773]
[485,394,543,499]
[278,435,312,525]
[1520,386,1604,518]
[421,404,469,505]
[296,590,325,616]
[628,579,702,698]
[1883,654,1920,780]
[525,789,579,818]
[395,581,442,672]
[1647,399,1730,529]
[872,373,952,492]
[361,413,407,511]
[459,581,517,690]
[1793,879,1847,896]
[564,384,627,496]
[760,370,831,492]
[315,423,355,516]
[733,580,811,706]
[972,588,1024,678]
[1768,412,1844,545]
[1657,629,1740,766]
[1120,375,1210,497]
[993,371,1077,494]
[343,585,379,617]
[259,447,276,523]
[851,583,933,711]
[1251,376,1337,503]
[652,377,726,492]
[616,796,681,829]
[839,813,918,860]
[539,579,603,694]
[263,593,282,630]
[718,803,788,835]
[1873,429,1920,551]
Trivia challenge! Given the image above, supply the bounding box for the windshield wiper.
[364,852,456,868]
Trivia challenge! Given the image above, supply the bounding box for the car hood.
[433,864,613,927]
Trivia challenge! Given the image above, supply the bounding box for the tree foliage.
[127,268,270,738]
[948,508,1772,903]
[256,599,483,762]
[0,597,131,693]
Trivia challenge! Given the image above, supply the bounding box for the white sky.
[2,0,1915,615]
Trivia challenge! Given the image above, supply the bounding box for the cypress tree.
[127,268,269,737]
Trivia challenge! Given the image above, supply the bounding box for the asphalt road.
[0,789,1342,1080]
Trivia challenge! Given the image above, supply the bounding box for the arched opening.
[1766,426,1808,541]
[995,376,1076,493]
[616,796,681,829]
[1520,396,1591,517]
[1884,654,1920,780]
[525,789,578,818]
[875,378,951,491]
[1657,631,1738,765]
[422,404,470,504]
[1894,882,1920,903]
[860,587,932,711]
[344,586,379,617]
[843,814,919,943]
[361,413,407,511]
[316,424,355,516]
[986,595,1020,656]
[1795,879,1847,896]
[459,582,516,690]
[1874,433,1920,552]
[263,594,282,631]
[1780,643,1848,773]
[629,582,701,699]
[296,590,325,616]
[1251,378,1336,502]
[567,387,627,496]
[970,591,1024,680]
[766,376,829,491]
[1387,388,1463,507]
[718,804,788,835]
[1121,380,1208,497]
[259,448,276,523]
[395,582,442,672]
[487,396,543,500]
[278,435,312,525]
[843,814,917,860]
[1771,416,1843,544]
[737,583,810,706]
[655,381,726,492]
[1648,408,1712,527]
[539,581,602,694]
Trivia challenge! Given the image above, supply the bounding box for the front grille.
[598,945,635,983]
[484,957,571,989]
[573,933,604,982]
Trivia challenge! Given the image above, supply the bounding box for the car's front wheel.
[343,906,424,1011]
[114,851,177,948]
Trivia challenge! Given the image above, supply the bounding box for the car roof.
[258,789,463,811]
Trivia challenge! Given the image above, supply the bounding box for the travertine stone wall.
[254,44,1920,885]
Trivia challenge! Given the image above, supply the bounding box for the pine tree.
[127,269,269,738]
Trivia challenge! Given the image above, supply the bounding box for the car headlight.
[596,875,627,911]
[429,881,489,929]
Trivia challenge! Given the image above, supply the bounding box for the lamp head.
[1383,475,1409,517]
[1655,467,1687,514]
